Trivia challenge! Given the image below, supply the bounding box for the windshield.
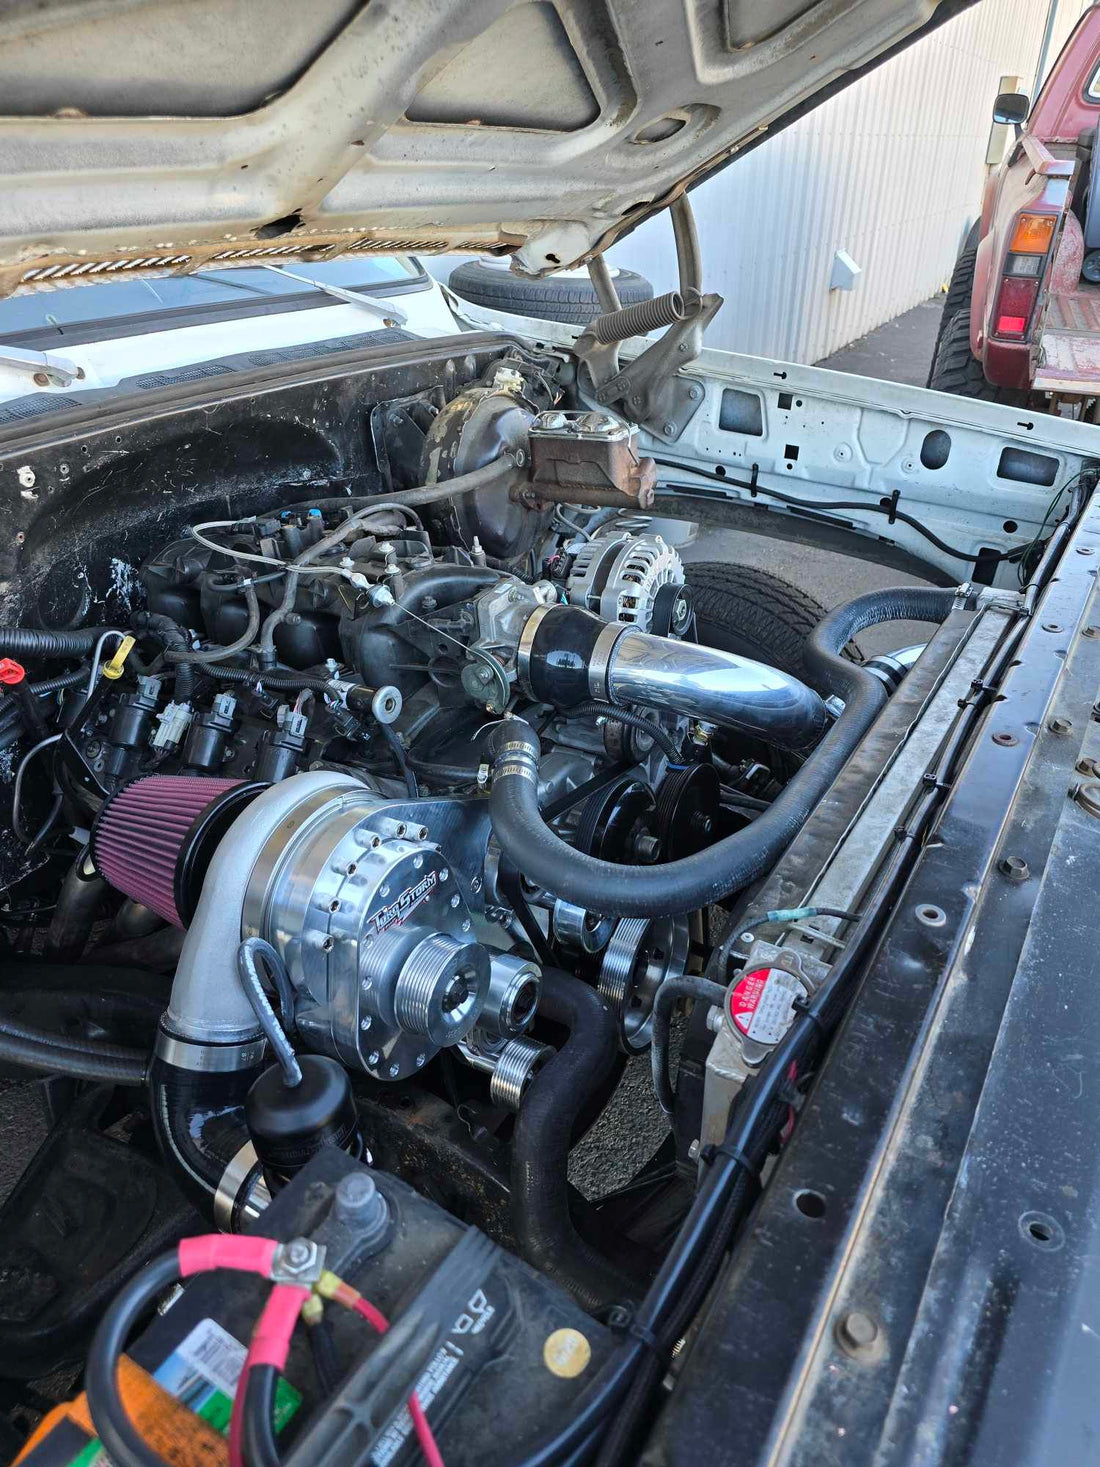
[0,256,421,343]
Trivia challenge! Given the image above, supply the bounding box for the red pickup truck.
[929,5,1100,419]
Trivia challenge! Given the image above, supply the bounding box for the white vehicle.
[0,5,1096,1467]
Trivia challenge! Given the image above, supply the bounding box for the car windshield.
[0,255,420,342]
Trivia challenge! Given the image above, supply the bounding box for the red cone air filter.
[91,775,263,927]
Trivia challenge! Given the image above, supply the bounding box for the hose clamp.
[587,621,628,700]
[214,1141,271,1232]
[516,603,552,698]
[156,1030,266,1072]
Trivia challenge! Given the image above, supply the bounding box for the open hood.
[0,0,967,297]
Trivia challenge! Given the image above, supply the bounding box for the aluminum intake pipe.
[518,604,827,754]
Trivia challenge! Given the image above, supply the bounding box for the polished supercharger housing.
[242,783,492,1084]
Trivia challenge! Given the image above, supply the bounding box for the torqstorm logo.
[368,870,438,935]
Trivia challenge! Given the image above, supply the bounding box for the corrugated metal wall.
[607,0,1093,363]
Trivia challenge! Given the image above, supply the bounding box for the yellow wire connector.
[300,1294,325,1326]
[102,635,136,680]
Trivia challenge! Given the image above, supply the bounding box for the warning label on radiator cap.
[729,967,804,1046]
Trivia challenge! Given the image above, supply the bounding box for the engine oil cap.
[728,967,805,1046]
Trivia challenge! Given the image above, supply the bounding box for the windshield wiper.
[0,344,83,387]
[258,265,408,326]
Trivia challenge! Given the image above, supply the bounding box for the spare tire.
[447,260,653,326]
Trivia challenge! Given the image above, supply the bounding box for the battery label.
[370,1288,497,1466]
[154,1317,300,1440]
[22,1319,303,1467]
[173,1318,247,1401]
[729,967,803,1045]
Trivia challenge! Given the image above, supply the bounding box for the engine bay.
[0,329,1088,1466]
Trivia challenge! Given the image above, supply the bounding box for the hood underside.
[0,0,960,297]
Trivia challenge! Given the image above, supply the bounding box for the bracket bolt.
[1048,716,1072,734]
[998,854,1030,882]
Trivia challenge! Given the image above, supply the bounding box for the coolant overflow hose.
[488,585,957,918]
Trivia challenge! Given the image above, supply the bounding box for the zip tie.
[790,995,828,1040]
[701,1140,761,1177]
[607,1304,664,1361]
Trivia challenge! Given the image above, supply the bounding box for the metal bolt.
[1072,780,1100,817]
[688,385,701,401]
[663,422,675,436]
[837,1311,879,1351]
[1084,626,1100,639]
[33,372,49,387]
[285,1239,312,1267]
[1049,716,1073,734]
[1076,757,1098,775]
[999,855,1030,882]
[688,1139,701,1161]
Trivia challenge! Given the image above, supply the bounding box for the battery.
[73,1149,614,1467]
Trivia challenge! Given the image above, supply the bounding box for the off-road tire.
[926,222,980,383]
[447,260,653,326]
[685,563,862,679]
[928,308,1027,405]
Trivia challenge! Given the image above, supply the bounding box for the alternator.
[566,530,684,631]
[243,788,490,1083]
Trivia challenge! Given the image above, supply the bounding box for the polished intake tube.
[602,627,827,753]
[518,603,826,755]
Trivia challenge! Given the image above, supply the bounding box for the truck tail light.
[994,276,1039,338]
[1010,212,1057,254]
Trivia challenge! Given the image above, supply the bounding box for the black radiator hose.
[511,969,640,1313]
[489,585,957,917]
[0,627,102,657]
